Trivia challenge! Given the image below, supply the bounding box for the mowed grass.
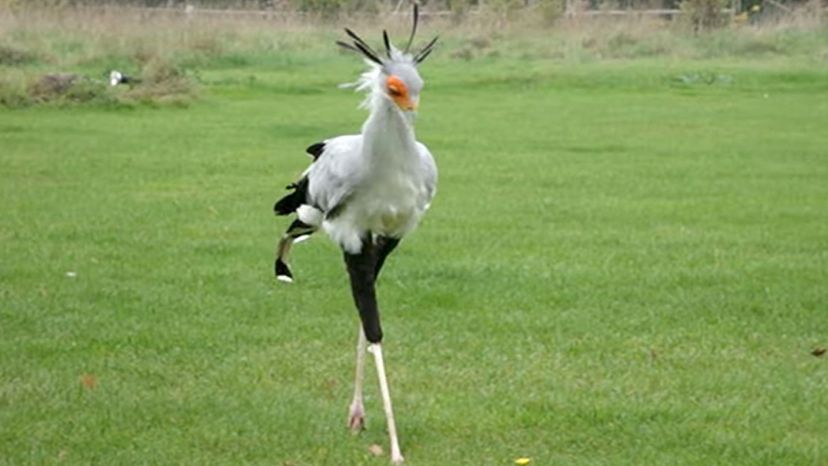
[2,47,828,465]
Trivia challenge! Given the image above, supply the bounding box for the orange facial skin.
[386,75,417,111]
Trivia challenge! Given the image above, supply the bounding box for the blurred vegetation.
[0,2,826,107]
[0,0,819,16]
[680,0,729,32]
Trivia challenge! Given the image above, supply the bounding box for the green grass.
[2,35,828,465]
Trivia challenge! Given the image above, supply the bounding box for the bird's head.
[337,4,438,115]
[382,61,422,112]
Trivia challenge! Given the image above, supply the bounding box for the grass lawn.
[2,43,828,465]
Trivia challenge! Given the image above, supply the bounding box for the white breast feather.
[302,61,437,254]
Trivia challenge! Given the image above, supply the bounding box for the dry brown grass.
[1,3,825,61]
[0,7,320,65]
[0,3,825,106]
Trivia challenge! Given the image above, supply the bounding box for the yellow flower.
[515,458,532,466]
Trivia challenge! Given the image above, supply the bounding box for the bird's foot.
[347,402,365,433]
[275,259,294,283]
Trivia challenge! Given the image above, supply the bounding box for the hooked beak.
[393,96,418,112]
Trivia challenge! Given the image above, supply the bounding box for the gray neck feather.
[361,98,417,161]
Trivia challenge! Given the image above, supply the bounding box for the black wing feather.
[274,176,309,215]
[305,142,326,161]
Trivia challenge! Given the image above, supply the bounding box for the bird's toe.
[348,412,365,432]
[348,403,365,433]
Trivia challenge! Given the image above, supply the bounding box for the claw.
[348,413,365,432]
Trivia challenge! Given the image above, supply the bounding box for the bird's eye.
[386,75,407,97]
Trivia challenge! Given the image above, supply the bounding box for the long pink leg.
[369,343,404,465]
[348,325,367,432]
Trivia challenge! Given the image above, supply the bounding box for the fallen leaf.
[322,378,338,400]
[80,373,97,390]
[812,348,826,357]
[368,444,384,457]
[515,458,532,465]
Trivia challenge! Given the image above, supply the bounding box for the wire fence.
[20,0,822,23]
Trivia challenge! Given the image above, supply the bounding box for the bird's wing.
[305,134,365,216]
[415,141,438,210]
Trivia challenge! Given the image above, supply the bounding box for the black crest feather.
[414,35,439,64]
[404,3,419,54]
[382,30,392,58]
[336,5,437,66]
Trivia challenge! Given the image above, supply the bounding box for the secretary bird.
[272,6,438,464]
